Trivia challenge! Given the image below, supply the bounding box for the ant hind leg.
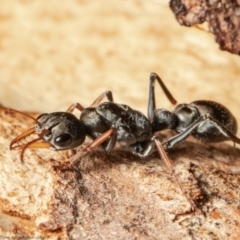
[148,73,177,121]
[163,114,240,149]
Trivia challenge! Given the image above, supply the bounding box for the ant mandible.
[148,72,240,150]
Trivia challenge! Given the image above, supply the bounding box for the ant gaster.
[147,72,240,150]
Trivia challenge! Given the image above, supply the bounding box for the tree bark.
[170,0,240,55]
[0,110,240,239]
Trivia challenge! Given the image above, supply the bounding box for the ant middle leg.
[148,73,177,121]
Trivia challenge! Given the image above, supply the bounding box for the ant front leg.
[70,128,117,164]
[66,90,114,113]
[163,114,240,149]
[66,102,85,113]
[148,73,177,121]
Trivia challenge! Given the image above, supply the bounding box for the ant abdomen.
[190,100,237,134]
[187,100,238,142]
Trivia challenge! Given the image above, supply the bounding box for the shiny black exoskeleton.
[148,72,240,149]
[8,91,156,164]
[3,79,206,210]
[37,101,154,156]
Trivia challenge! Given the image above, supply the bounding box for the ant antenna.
[0,106,40,125]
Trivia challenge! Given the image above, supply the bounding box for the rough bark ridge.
[0,111,240,239]
[170,0,240,55]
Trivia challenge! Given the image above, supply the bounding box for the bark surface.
[0,111,240,239]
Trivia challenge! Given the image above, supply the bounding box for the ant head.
[0,106,86,161]
[35,112,86,150]
[9,111,87,162]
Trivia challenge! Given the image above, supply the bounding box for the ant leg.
[89,90,114,107]
[163,116,206,149]
[148,73,177,121]
[66,103,85,113]
[154,138,173,170]
[70,128,117,164]
[148,74,157,121]
[163,114,240,149]
[102,129,117,152]
[66,91,114,113]
[154,138,198,211]
[55,128,117,170]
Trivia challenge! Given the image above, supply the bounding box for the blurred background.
[0,0,240,130]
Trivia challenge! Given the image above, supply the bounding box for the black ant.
[7,70,238,211]
[4,91,156,163]
[147,72,240,151]
[1,89,197,210]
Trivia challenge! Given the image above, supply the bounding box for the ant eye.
[54,133,72,147]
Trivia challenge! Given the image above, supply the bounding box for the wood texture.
[0,0,240,239]
[1,109,240,239]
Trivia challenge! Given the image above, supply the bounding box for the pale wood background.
[0,1,240,238]
[0,0,239,129]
